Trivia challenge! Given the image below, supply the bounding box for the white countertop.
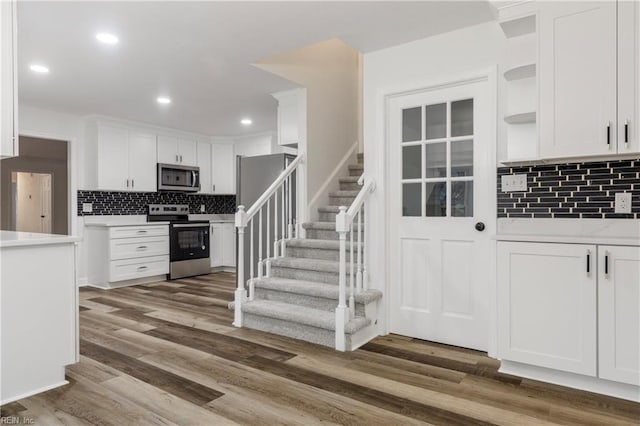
[495,218,640,247]
[0,231,81,248]
[85,221,169,227]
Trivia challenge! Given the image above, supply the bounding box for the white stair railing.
[335,171,375,351]
[233,155,303,327]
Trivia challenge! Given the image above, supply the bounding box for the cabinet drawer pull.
[136,230,148,234]
[586,250,591,274]
[625,120,629,145]
[137,246,148,250]
[606,123,611,146]
[137,266,148,271]
[604,251,609,276]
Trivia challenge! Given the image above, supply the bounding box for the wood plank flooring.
[3,272,639,425]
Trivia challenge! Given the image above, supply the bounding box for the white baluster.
[258,207,263,279]
[249,218,254,300]
[274,187,279,258]
[287,173,293,239]
[234,205,248,327]
[266,198,271,277]
[362,202,368,291]
[356,209,363,292]
[281,184,286,257]
[349,225,355,318]
[335,206,349,351]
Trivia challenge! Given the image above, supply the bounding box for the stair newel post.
[258,207,263,279]
[234,205,248,327]
[266,198,271,277]
[335,206,349,351]
[356,209,363,293]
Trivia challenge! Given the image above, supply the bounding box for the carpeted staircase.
[231,153,382,350]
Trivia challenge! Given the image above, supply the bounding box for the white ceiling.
[18,1,495,137]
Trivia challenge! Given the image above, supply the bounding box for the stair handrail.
[234,154,303,328]
[335,171,375,351]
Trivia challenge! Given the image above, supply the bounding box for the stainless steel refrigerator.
[236,153,296,286]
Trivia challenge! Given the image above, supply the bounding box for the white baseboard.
[86,274,166,289]
[77,277,88,287]
[500,360,640,403]
[307,141,359,222]
[0,380,69,405]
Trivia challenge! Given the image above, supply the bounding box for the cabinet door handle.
[180,154,183,163]
[586,250,591,274]
[604,251,609,276]
[132,179,135,188]
[213,184,216,192]
[126,179,130,188]
[625,120,629,145]
[607,123,611,146]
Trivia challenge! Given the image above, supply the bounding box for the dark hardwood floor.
[3,272,639,425]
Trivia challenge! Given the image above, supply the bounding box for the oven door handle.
[172,223,208,229]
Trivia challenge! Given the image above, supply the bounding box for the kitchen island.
[1,231,80,404]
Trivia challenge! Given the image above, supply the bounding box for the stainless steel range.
[147,204,210,280]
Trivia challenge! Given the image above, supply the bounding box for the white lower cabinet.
[85,224,169,288]
[598,245,640,386]
[210,222,236,268]
[497,242,597,376]
[498,241,640,390]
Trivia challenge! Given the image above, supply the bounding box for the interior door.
[388,78,493,351]
[40,173,52,233]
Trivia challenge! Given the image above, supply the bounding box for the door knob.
[475,222,485,232]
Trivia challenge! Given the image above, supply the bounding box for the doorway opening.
[1,136,69,235]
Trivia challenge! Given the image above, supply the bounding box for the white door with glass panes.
[388,78,494,351]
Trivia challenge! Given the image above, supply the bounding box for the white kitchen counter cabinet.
[497,241,598,376]
[0,232,79,404]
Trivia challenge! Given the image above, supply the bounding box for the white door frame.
[372,67,498,356]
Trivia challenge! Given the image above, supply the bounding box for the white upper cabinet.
[212,143,235,194]
[598,245,640,386]
[157,136,197,166]
[128,132,157,192]
[618,0,640,154]
[539,1,639,159]
[0,0,17,158]
[197,142,212,194]
[93,123,157,192]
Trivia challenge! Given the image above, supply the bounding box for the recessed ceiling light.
[156,96,171,105]
[96,33,119,45]
[29,64,49,74]
[240,118,252,125]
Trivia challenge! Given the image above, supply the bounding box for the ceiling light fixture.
[96,33,119,45]
[29,64,50,74]
[156,96,171,105]
[240,118,252,126]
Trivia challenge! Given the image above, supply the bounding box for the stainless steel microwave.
[157,163,200,192]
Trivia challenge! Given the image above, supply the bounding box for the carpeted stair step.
[318,205,365,222]
[236,299,370,348]
[286,238,361,262]
[328,190,359,206]
[252,277,382,314]
[271,256,344,284]
[302,221,363,241]
[348,163,364,176]
[339,176,362,191]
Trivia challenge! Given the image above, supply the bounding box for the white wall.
[363,21,506,331]
[256,39,360,221]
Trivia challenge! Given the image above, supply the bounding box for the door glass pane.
[425,181,446,217]
[425,103,446,140]
[402,145,422,179]
[402,107,422,142]
[451,181,473,217]
[402,183,422,216]
[451,99,473,137]
[451,139,473,177]
[425,143,446,178]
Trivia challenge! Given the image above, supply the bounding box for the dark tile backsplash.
[77,190,236,216]
[498,159,640,219]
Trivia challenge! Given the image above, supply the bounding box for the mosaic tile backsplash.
[77,191,236,216]
[497,159,640,219]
